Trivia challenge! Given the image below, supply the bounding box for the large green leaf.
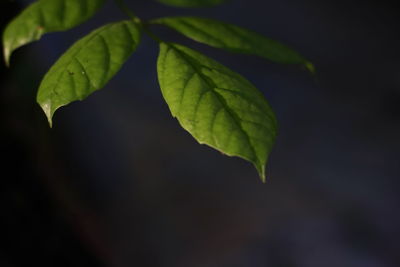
[3,0,105,65]
[153,16,313,71]
[156,0,227,8]
[157,43,277,181]
[37,21,141,126]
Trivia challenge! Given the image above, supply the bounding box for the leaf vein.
[170,44,259,163]
[176,19,226,48]
[97,34,111,85]
[178,71,197,116]
[74,57,95,92]
[46,24,114,102]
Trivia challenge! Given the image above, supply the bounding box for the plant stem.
[113,0,140,24]
[141,22,163,43]
[113,0,163,43]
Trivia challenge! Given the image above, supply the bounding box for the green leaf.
[37,21,141,126]
[156,0,227,8]
[157,43,277,181]
[152,16,313,70]
[3,0,105,65]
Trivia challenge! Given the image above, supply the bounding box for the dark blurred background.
[1,0,399,266]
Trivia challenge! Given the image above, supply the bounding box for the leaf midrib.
[45,23,114,107]
[168,43,260,165]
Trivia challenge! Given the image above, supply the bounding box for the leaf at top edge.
[37,20,141,127]
[155,0,227,8]
[157,42,278,181]
[152,16,313,71]
[3,0,105,66]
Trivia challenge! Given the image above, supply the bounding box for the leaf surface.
[3,0,105,65]
[156,0,226,8]
[37,21,141,126]
[157,43,277,181]
[153,16,313,70]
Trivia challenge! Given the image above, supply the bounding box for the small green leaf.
[156,0,227,8]
[37,21,141,126]
[153,16,312,68]
[157,43,277,181]
[3,0,105,65]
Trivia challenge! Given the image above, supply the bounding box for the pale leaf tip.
[305,61,315,75]
[260,173,267,184]
[39,101,54,128]
[3,46,11,67]
[256,163,267,183]
[47,117,53,128]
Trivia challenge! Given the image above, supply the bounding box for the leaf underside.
[156,0,227,8]
[157,42,277,181]
[37,20,141,126]
[153,16,312,69]
[2,0,105,65]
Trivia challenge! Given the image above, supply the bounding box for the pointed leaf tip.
[3,46,11,67]
[258,164,267,183]
[39,101,54,128]
[305,61,316,75]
